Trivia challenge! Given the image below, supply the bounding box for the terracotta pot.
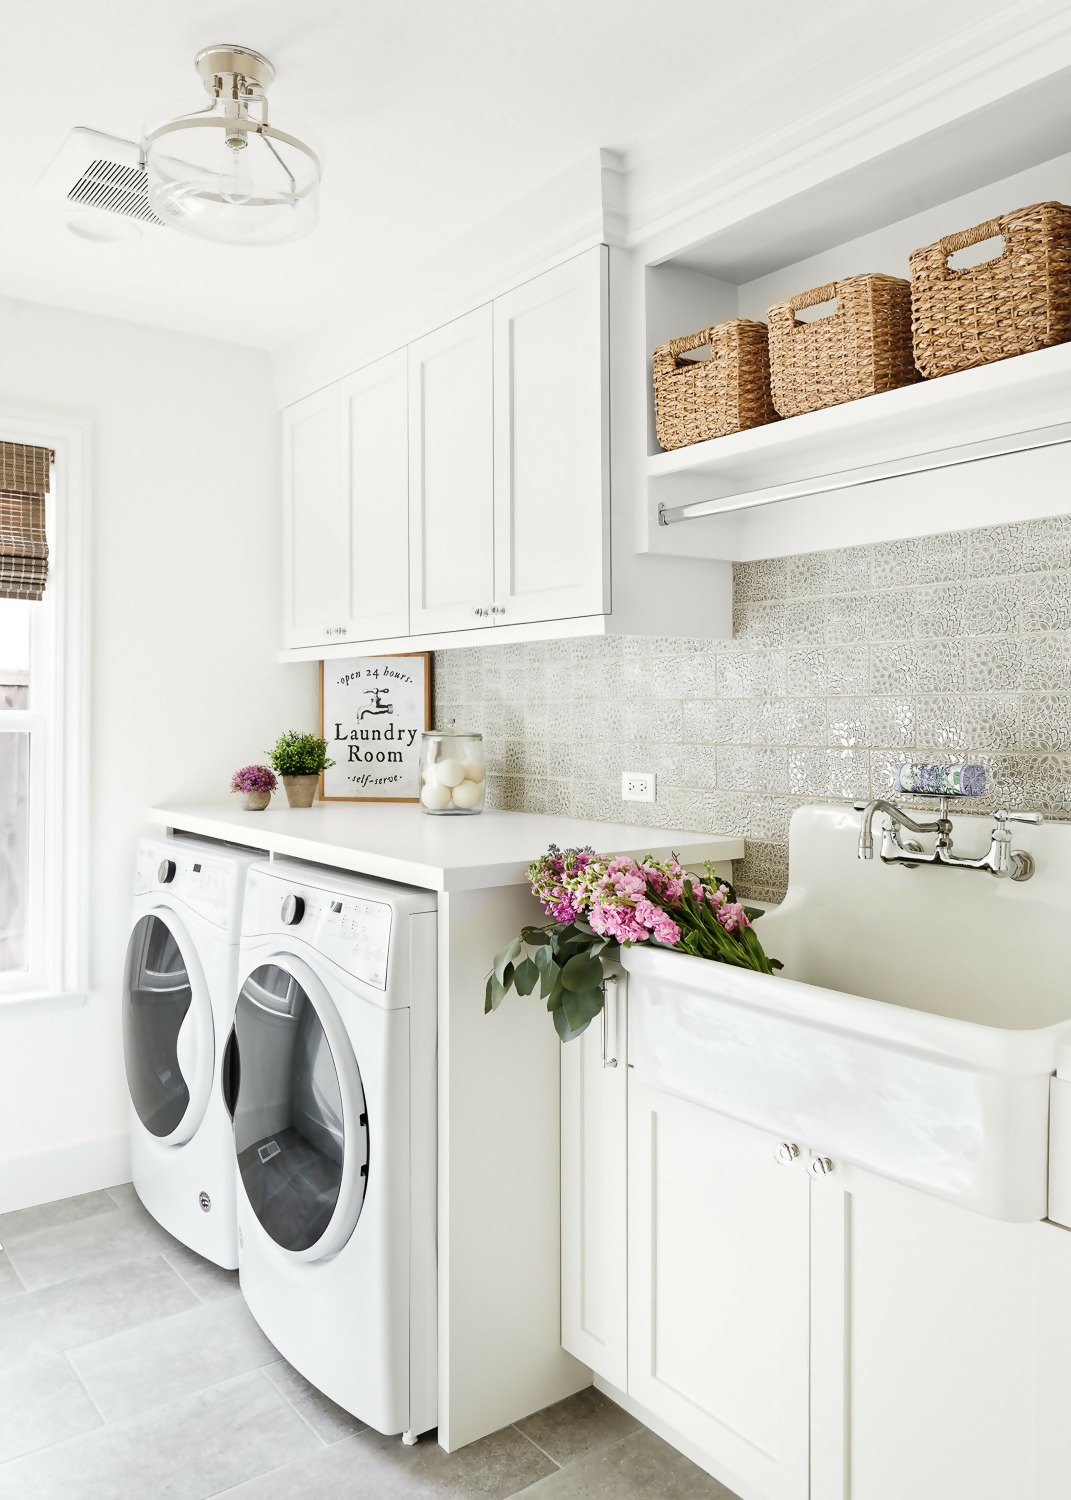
[240,790,272,811]
[282,774,319,808]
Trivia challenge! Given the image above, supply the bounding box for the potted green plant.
[267,731,335,808]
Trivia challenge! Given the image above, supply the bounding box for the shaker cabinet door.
[408,305,495,636]
[560,972,627,1389]
[492,246,609,627]
[339,350,410,642]
[628,1085,811,1500]
[809,1161,1066,1500]
[282,386,349,650]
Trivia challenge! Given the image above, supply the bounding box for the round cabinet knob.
[809,1156,835,1177]
[774,1141,801,1166]
[157,858,176,884]
[280,893,305,926]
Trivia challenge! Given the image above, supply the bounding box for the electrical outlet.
[621,771,656,803]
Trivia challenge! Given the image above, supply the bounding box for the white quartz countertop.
[148,803,745,893]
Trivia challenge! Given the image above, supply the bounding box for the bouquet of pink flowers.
[486,845,782,1041]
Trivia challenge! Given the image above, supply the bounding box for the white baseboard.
[593,1374,763,1500]
[0,1131,130,1217]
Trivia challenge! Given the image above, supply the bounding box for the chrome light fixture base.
[194,45,275,97]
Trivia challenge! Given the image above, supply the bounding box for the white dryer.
[123,835,260,1268]
[232,860,437,1440]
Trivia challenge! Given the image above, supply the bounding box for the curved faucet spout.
[858,799,947,860]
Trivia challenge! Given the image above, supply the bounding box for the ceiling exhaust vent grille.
[66,158,165,227]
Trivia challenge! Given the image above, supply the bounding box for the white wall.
[0,295,317,1213]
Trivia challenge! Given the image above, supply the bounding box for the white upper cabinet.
[408,305,496,636]
[282,386,348,650]
[493,246,609,626]
[339,350,410,642]
[281,247,615,656]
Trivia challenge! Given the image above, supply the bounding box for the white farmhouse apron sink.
[623,804,1071,1220]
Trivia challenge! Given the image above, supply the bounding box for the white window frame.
[0,409,90,1005]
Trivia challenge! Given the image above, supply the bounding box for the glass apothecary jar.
[419,723,486,815]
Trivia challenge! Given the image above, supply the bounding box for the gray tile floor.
[0,1186,739,1498]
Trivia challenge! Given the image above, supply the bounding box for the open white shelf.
[639,113,1071,565]
[646,342,1071,561]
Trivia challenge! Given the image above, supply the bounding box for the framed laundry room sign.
[319,654,432,802]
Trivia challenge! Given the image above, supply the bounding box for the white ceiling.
[0,0,1016,351]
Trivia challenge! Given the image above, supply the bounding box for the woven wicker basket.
[652,320,778,451]
[909,200,1071,379]
[767,274,917,419]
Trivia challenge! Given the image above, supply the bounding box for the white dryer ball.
[462,760,486,783]
[421,781,452,810]
[451,778,483,809]
[433,757,466,788]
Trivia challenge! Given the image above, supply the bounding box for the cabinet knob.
[809,1156,835,1177]
[472,606,488,618]
[774,1142,801,1166]
[491,604,505,617]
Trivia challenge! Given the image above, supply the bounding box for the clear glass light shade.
[143,99,321,246]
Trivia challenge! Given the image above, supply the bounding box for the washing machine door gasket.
[232,952,370,1263]
[122,908,215,1145]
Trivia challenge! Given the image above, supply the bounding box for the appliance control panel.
[244,867,394,990]
[135,839,241,929]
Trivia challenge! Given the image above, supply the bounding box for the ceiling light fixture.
[142,45,322,247]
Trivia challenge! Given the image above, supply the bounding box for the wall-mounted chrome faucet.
[856,765,1043,880]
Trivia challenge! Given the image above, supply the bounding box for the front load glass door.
[234,964,368,1254]
[123,914,195,1138]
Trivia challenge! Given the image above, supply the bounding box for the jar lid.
[423,718,481,740]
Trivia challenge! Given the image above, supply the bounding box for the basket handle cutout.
[664,328,714,371]
[788,283,838,327]
[938,217,1006,269]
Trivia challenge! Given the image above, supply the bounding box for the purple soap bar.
[898,763,986,796]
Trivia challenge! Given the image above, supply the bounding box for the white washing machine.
[232,859,438,1440]
[123,835,260,1268]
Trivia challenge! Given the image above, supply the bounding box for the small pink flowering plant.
[230,765,278,796]
[486,845,782,1042]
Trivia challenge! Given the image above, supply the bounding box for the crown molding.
[274,3,1071,405]
[624,0,1071,258]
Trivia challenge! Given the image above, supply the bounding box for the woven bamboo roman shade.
[0,441,51,601]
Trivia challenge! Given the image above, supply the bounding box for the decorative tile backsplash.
[433,515,1071,903]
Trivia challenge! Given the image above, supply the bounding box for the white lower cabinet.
[810,1162,1071,1500]
[560,973,627,1390]
[562,991,1071,1500]
[627,1084,810,1500]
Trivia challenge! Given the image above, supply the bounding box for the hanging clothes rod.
[656,422,1071,527]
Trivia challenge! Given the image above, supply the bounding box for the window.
[0,415,89,1002]
[0,600,31,971]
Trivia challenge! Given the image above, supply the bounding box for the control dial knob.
[281,893,305,926]
[157,859,177,884]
